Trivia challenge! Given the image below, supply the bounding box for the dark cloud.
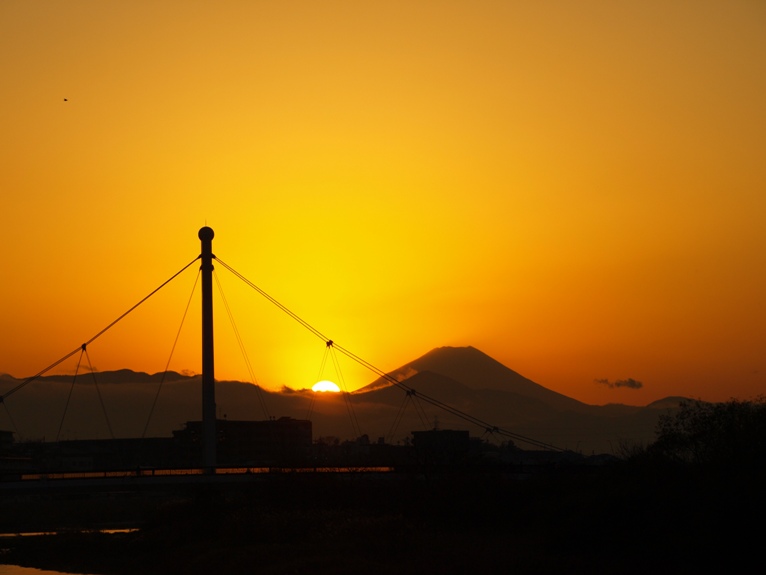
[615,378,643,389]
[595,377,643,390]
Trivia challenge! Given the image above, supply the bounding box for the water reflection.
[0,566,94,575]
[0,530,137,538]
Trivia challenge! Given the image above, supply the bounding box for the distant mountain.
[0,347,686,454]
[645,396,692,410]
[358,346,588,412]
[350,347,687,453]
[30,369,191,385]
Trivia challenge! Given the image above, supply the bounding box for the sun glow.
[312,380,341,393]
[1,3,764,408]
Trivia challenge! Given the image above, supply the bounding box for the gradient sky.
[2,1,765,407]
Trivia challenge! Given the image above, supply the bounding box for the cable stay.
[307,341,363,439]
[480,426,504,446]
[305,344,332,421]
[213,270,271,420]
[327,341,363,439]
[56,346,85,442]
[216,258,564,452]
[216,258,330,343]
[83,347,115,440]
[55,344,115,441]
[386,389,431,444]
[411,390,433,431]
[1,256,200,403]
[387,393,410,443]
[142,269,201,439]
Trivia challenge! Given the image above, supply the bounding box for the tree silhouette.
[649,397,766,467]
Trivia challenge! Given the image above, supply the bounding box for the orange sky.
[2,1,765,407]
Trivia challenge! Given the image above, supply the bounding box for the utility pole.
[199,226,217,473]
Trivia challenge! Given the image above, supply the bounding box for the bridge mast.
[199,226,217,472]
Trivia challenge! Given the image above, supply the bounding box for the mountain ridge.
[1,346,685,453]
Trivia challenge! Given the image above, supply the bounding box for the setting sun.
[312,380,341,393]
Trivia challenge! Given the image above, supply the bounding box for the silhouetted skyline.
[0,346,669,454]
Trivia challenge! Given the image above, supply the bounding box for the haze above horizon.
[1,1,764,407]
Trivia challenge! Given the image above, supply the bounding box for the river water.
[0,567,93,575]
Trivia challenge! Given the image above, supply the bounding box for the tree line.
[633,396,766,469]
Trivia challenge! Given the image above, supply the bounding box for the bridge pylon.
[199,226,217,473]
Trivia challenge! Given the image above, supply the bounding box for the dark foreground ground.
[1,463,763,575]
